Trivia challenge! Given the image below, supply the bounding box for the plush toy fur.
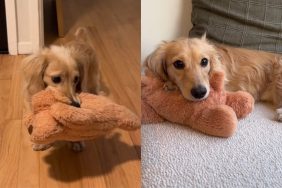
[141,71,254,137]
[24,88,140,145]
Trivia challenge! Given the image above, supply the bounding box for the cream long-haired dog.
[145,35,282,121]
[22,27,100,151]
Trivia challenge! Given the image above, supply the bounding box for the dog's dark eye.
[201,58,209,67]
[74,76,79,84]
[173,60,185,69]
[52,76,61,84]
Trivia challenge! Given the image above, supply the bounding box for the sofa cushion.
[189,0,282,53]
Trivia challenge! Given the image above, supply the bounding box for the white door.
[5,0,44,55]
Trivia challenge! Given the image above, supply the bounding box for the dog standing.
[145,35,282,121]
[22,27,100,151]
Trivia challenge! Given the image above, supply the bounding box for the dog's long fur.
[22,27,100,151]
[145,36,282,121]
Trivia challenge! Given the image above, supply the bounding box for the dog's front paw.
[163,81,178,91]
[70,141,85,152]
[277,108,282,122]
[32,143,53,151]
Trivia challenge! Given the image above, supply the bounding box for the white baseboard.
[18,42,33,54]
[7,42,18,55]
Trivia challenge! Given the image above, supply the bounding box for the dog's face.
[22,46,83,107]
[145,37,220,101]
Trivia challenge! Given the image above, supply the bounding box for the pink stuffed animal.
[142,71,254,137]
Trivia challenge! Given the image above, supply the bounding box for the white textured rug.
[142,103,282,188]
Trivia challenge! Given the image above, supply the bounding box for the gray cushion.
[189,0,282,53]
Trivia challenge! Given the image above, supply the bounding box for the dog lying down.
[144,35,282,122]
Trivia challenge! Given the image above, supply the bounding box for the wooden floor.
[0,0,140,187]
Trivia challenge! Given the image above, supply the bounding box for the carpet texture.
[142,103,282,188]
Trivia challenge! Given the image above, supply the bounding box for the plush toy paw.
[141,100,164,124]
[33,143,53,151]
[192,105,237,137]
[226,91,255,118]
[163,81,178,91]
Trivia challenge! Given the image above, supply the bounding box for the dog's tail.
[74,27,96,50]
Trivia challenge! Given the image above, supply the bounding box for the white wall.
[141,0,193,63]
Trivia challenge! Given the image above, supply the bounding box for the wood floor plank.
[0,120,22,188]
[17,120,40,188]
[6,56,25,120]
[92,130,140,188]
[0,56,15,80]
[0,80,11,119]
[39,146,83,188]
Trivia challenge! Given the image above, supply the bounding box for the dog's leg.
[70,141,85,152]
[277,109,282,122]
[33,143,53,151]
[274,59,282,122]
[163,81,178,91]
[275,93,282,122]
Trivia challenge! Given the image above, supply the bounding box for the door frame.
[5,0,44,55]
[5,0,17,55]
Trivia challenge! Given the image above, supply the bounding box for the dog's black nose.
[71,101,80,108]
[191,85,207,99]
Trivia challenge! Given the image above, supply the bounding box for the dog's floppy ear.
[68,43,100,94]
[22,52,49,97]
[210,52,221,73]
[205,41,222,74]
[144,43,169,81]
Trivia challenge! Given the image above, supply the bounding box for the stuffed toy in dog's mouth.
[24,88,140,145]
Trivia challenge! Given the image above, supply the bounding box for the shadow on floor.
[43,133,140,182]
